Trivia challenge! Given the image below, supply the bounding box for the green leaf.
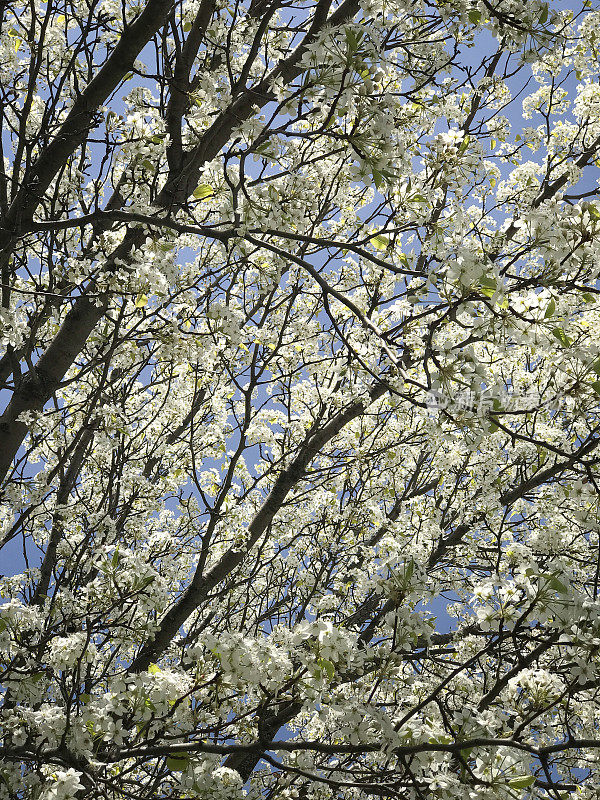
[508,775,536,789]
[372,169,384,190]
[539,4,548,23]
[0,620,6,633]
[458,746,474,760]
[318,658,335,680]
[166,754,190,772]
[544,298,555,318]
[468,9,481,23]
[183,20,192,31]
[111,547,120,567]
[345,28,359,52]
[193,183,214,200]
[588,204,600,220]
[541,574,568,593]
[135,294,149,308]
[582,292,596,303]
[479,275,497,299]
[591,359,600,377]
[370,234,389,251]
[591,381,600,397]
[552,327,571,348]
[428,734,452,745]
[479,275,497,290]
[253,142,271,156]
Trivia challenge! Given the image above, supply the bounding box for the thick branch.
[2,0,176,240]
[128,381,388,672]
[0,0,361,483]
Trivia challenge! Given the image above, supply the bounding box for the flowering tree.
[4,0,600,796]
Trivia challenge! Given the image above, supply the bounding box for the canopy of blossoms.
[1,0,600,798]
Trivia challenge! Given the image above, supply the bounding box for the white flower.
[507,668,564,707]
[46,632,96,671]
[41,769,84,800]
